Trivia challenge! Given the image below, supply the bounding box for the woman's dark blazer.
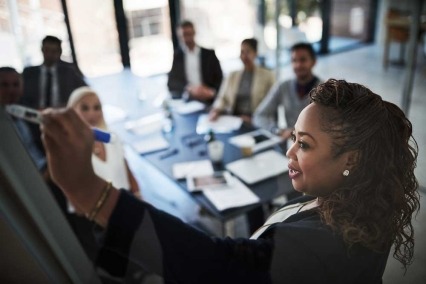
[97,192,389,284]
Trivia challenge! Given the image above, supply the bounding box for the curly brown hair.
[309,79,419,270]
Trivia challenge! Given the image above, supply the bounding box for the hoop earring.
[343,170,350,176]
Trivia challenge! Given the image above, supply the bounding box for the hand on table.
[187,84,215,100]
[239,115,252,124]
[209,109,220,121]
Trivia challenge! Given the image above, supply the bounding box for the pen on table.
[160,148,179,159]
[5,104,115,143]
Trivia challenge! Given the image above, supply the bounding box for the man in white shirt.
[167,21,223,104]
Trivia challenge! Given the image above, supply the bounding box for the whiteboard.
[0,107,100,283]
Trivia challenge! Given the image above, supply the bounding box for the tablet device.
[253,133,271,143]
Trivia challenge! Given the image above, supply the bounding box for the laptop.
[225,150,289,184]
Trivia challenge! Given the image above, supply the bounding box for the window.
[124,0,173,77]
[329,0,372,51]
[181,0,256,72]
[0,0,68,71]
[129,8,163,38]
[66,0,122,77]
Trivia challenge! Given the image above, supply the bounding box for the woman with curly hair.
[40,79,419,283]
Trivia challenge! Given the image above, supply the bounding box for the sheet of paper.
[125,113,164,136]
[172,160,214,179]
[203,176,260,211]
[131,134,169,154]
[102,104,127,124]
[167,99,185,109]
[175,101,206,115]
[196,114,243,134]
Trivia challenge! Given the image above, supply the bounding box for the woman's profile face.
[286,103,350,196]
[240,43,256,66]
[73,94,103,127]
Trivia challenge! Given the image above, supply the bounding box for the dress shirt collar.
[182,44,200,55]
[41,64,57,74]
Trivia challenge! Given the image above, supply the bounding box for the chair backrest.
[385,9,410,42]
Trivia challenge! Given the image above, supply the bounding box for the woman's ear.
[345,150,360,171]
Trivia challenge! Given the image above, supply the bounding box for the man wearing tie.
[21,35,87,109]
[20,35,87,153]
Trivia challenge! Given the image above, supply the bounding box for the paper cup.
[238,136,255,157]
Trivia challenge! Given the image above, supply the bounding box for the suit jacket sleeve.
[201,48,223,93]
[21,67,40,108]
[212,71,238,113]
[58,66,87,106]
[167,50,187,94]
[97,191,388,284]
[250,68,276,112]
[98,191,273,284]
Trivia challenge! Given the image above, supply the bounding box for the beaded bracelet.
[87,181,112,222]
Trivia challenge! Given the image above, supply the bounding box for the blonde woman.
[67,87,140,198]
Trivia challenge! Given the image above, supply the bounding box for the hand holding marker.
[5,104,115,143]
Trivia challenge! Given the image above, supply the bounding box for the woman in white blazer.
[209,38,275,124]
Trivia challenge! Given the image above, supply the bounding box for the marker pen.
[5,104,115,143]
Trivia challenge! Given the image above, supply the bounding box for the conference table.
[109,102,295,237]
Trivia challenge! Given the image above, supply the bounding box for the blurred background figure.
[20,36,88,155]
[21,35,87,109]
[253,43,321,140]
[0,67,46,171]
[167,20,223,104]
[209,38,275,124]
[67,87,141,199]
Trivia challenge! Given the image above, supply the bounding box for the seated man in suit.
[167,20,223,104]
[0,67,46,171]
[20,35,87,109]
